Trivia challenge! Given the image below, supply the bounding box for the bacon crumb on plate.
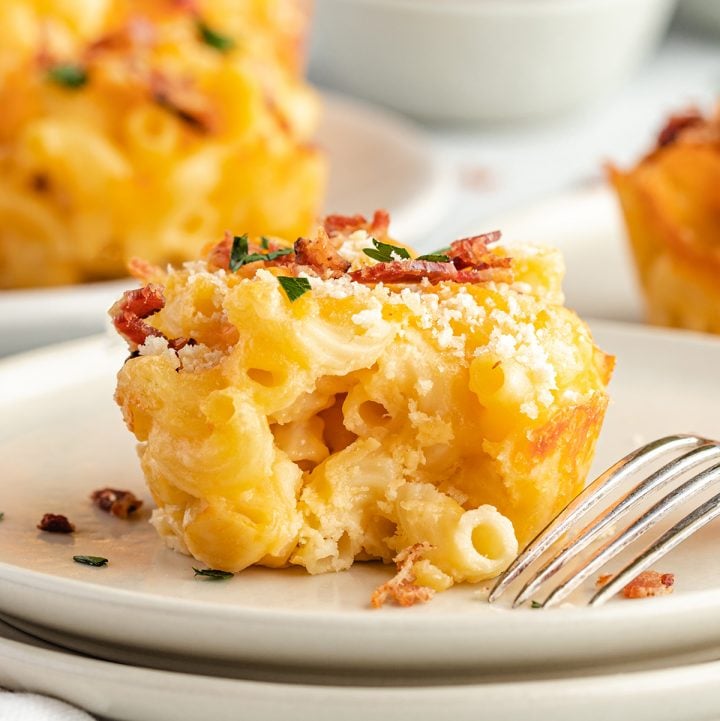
[596,570,675,599]
[91,488,144,519]
[37,513,75,534]
[371,542,435,609]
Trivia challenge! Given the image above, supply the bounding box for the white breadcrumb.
[138,336,180,369]
[177,343,225,372]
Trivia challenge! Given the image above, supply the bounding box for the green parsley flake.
[73,555,108,567]
[230,233,292,270]
[260,236,271,250]
[0,512,4,521]
[229,234,249,271]
[47,64,88,89]
[197,20,236,53]
[362,238,411,263]
[278,276,311,302]
[531,600,543,609]
[416,253,451,262]
[193,567,234,580]
[244,248,292,264]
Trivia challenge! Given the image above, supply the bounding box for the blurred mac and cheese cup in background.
[0,0,326,289]
[309,0,676,123]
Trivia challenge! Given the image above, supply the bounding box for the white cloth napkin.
[0,690,93,720]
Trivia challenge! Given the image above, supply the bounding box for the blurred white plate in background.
[0,93,453,357]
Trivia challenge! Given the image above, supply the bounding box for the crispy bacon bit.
[596,570,675,599]
[351,259,457,285]
[110,284,191,351]
[448,232,503,269]
[206,231,233,271]
[656,110,703,149]
[349,228,512,286]
[623,571,675,599]
[323,210,390,240]
[91,488,144,519]
[204,211,515,293]
[350,259,512,286]
[596,573,613,587]
[110,284,166,349]
[149,71,216,134]
[371,543,435,609]
[37,513,75,534]
[369,209,390,237]
[294,229,350,278]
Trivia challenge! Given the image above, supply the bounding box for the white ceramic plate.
[0,92,453,357]
[2,324,720,675]
[477,183,644,324]
[2,617,720,721]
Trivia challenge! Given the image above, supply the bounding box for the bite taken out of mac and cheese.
[111,212,614,605]
[0,0,324,289]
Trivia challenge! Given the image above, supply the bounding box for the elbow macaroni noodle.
[114,223,614,597]
[0,0,324,288]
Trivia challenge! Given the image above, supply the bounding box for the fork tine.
[540,460,720,608]
[512,443,720,607]
[488,434,707,603]
[589,491,720,606]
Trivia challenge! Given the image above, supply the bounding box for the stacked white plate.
[3,186,720,720]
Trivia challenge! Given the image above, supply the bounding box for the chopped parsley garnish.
[73,555,108,567]
[362,238,411,263]
[193,567,234,580]
[278,276,311,302]
[197,20,236,53]
[0,512,4,521]
[260,236,271,250]
[416,253,451,262]
[248,248,292,263]
[229,234,292,271]
[229,234,249,270]
[531,600,543,609]
[47,64,88,89]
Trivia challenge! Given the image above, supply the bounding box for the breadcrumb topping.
[371,542,436,608]
[147,248,562,421]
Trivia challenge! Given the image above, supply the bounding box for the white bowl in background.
[676,0,720,35]
[309,0,677,123]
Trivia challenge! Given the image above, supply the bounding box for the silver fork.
[489,434,720,608]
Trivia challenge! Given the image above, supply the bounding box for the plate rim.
[2,617,720,721]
